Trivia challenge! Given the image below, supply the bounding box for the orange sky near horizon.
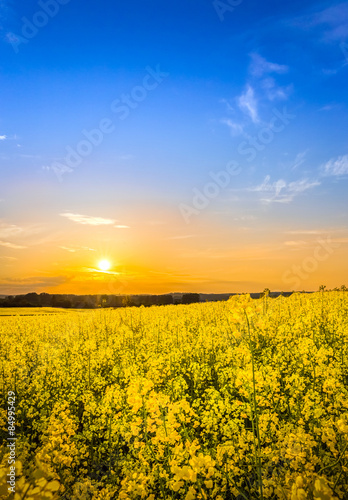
[1,203,347,296]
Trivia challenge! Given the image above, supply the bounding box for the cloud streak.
[0,222,44,240]
[261,77,292,101]
[238,85,259,123]
[60,245,97,252]
[60,213,116,225]
[220,118,245,136]
[249,53,289,77]
[289,3,348,44]
[249,175,320,203]
[0,240,26,249]
[321,155,348,176]
[0,275,70,294]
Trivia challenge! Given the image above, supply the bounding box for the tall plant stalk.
[244,310,263,500]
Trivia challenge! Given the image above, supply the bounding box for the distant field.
[0,307,87,316]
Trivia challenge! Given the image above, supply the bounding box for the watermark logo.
[7,0,72,54]
[44,65,169,181]
[340,41,348,64]
[179,106,295,223]
[237,107,296,162]
[282,236,340,290]
[110,65,168,120]
[213,0,244,22]
[179,160,241,223]
[7,391,17,494]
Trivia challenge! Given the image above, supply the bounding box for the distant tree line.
[0,292,201,309]
[0,287,345,309]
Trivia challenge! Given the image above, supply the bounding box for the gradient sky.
[0,0,347,295]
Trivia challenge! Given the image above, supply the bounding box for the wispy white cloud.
[0,224,24,239]
[220,99,246,136]
[0,222,44,240]
[319,104,336,111]
[0,135,7,140]
[0,223,44,250]
[291,151,308,170]
[247,54,291,104]
[166,235,196,240]
[219,98,235,113]
[220,118,244,136]
[83,267,121,276]
[233,215,257,222]
[284,240,307,246]
[114,225,130,229]
[60,213,116,225]
[220,54,290,132]
[249,175,320,203]
[0,275,69,294]
[290,3,348,43]
[60,246,77,253]
[261,77,292,101]
[311,3,348,42]
[321,155,348,176]
[285,230,323,235]
[0,240,26,249]
[279,150,308,172]
[238,85,259,123]
[249,53,289,77]
[60,245,97,253]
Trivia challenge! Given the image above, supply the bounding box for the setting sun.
[98,259,111,272]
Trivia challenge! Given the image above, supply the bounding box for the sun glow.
[98,259,111,272]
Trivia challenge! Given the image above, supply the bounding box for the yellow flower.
[313,477,334,500]
[296,476,304,488]
[185,486,197,500]
[171,480,184,492]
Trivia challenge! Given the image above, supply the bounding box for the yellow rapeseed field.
[0,291,348,499]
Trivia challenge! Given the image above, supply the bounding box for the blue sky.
[0,0,347,294]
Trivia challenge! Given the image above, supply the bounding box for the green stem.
[318,442,348,475]
[244,310,263,500]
